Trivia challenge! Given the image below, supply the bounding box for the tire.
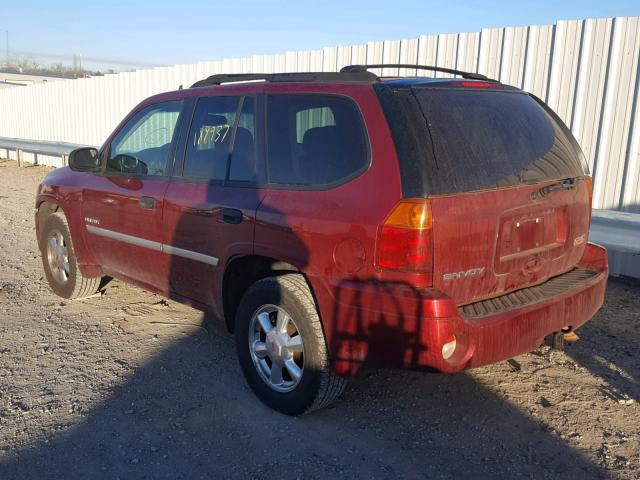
[235,274,346,415]
[40,212,101,299]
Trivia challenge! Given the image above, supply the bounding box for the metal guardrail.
[590,209,640,255]
[0,136,89,168]
[1,138,639,277]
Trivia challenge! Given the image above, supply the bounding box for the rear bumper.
[314,243,608,375]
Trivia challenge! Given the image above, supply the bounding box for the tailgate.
[430,179,591,305]
[374,80,592,305]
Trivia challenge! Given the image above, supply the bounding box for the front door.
[162,94,263,311]
[81,100,184,291]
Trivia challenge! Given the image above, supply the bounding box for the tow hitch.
[544,328,580,350]
[544,332,565,350]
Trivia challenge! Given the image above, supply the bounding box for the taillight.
[376,199,433,273]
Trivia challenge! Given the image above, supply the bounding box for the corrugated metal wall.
[0,16,639,211]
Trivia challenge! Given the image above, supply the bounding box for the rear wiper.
[538,178,576,197]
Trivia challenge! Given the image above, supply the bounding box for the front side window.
[267,95,369,187]
[183,96,257,182]
[107,100,182,176]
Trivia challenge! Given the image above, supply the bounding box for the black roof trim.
[189,65,493,88]
[190,71,378,88]
[340,64,490,81]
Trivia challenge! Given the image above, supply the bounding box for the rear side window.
[375,85,587,196]
[183,96,257,182]
[266,95,369,187]
[295,107,335,142]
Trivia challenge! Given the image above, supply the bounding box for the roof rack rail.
[340,64,490,81]
[190,71,378,88]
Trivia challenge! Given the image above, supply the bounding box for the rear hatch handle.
[536,178,576,199]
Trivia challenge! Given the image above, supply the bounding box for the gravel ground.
[0,159,639,480]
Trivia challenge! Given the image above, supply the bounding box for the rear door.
[81,100,183,291]
[376,83,591,305]
[162,94,264,310]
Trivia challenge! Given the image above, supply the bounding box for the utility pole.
[5,30,8,68]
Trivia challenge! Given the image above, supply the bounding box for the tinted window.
[183,96,257,182]
[375,85,587,196]
[228,97,257,182]
[295,107,335,142]
[107,101,182,176]
[267,95,369,186]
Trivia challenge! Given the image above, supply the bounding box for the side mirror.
[68,148,100,172]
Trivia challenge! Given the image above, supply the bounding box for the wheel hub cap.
[46,229,70,284]
[266,331,288,360]
[248,305,305,393]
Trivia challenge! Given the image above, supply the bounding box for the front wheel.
[41,212,102,299]
[235,274,346,415]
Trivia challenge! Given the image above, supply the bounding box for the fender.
[36,185,103,279]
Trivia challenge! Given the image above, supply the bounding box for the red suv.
[36,65,608,415]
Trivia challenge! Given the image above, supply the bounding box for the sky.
[2,0,640,70]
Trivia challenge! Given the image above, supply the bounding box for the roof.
[379,77,490,87]
[377,77,520,91]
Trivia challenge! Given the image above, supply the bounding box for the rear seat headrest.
[302,126,340,150]
[205,114,229,126]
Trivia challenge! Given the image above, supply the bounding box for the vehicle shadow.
[561,199,640,403]
[563,276,640,403]
[0,295,611,479]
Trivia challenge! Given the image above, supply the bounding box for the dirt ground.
[0,159,638,480]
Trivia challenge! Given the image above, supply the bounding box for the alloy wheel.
[248,304,305,392]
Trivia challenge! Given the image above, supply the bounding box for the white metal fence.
[0,16,639,212]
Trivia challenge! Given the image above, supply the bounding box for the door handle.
[222,208,243,224]
[139,196,156,210]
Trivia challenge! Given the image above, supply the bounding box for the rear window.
[375,85,587,196]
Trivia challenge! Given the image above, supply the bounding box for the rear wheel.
[235,274,346,415]
[41,212,101,299]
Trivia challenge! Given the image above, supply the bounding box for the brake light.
[376,199,433,273]
[451,81,498,88]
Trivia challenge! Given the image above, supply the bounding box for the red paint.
[162,181,264,315]
[314,243,607,375]
[82,175,170,290]
[35,80,608,377]
[429,177,592,306]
